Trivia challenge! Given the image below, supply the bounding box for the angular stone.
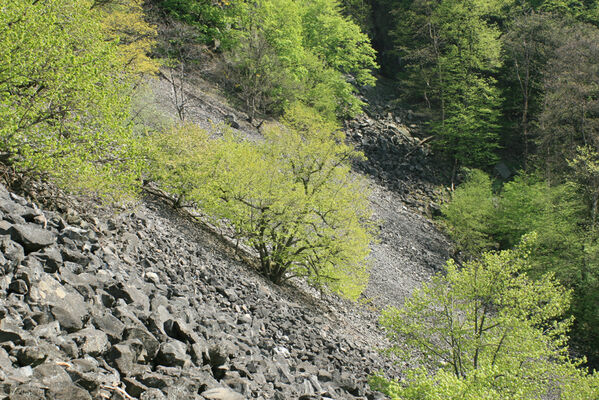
[136,372,172,389]
[156,340,189,367]
[9,383,46,400]
[0,236,24,266]
[32,321,60,339]
[61,247,90,267]
[107,282,150,312]
[202,387,245,400]
[16,346,48,367]
[9,224,55,253]
[163,318,198,344]
[92,312,125,342]
[28,275,88,332]
[59,226,89,243]
[69,327,109,357]
[0,317,27,344]
[48,384,93,400]
[124,327,160,360]
[0,199,27,220]
[15,256,44,285]
[32,362,72,387]
[123,377,148,398]
[140,388,167,400]
[31,246,63,273]
[0,220,12,235]
[106,339,144,375]
[8,279,28,295]
[51,305,84,332]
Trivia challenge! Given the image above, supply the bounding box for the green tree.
[441,170,599,367]
[98,0,160,76]
[148,0,241,48]
[224,0,377,120]
[0,0,143,198]
[536,21,599,183]
[441,169,496,255]
[374,239,599,399]
[148,104,375,298]
[500,12,564,168]
[390,0,503,172]
[145,123,213,206]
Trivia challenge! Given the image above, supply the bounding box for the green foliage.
[150,0,240,48]
[0,0,143,199]
[442,169,599,367]
[145,123,213,205]
[376,240,599,399]
[338,0,373,33]
[494,177,584,279]
[224,0,377,120]
[441,169,496,255]
[500,12,565,166]
[391,0,503,169]
[148,104,374,298]
[536,21,599,181]
[98,0,160,76]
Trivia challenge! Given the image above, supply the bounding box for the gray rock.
[31,246,63,273]
[0,199,27,220]
[9,224,55,253]
[9,383,46,400]
[124,327,160,360]
[0,317,27,344]
[8,279,28,295]
[32,321,60,339]
[92,312,125,342]
[107,339,144,375]
[28,275,89,332]
[156,340,189,367]
[16,346,48,367]
[136,372,173,389]
[32,362,72,387]
[69,327,109,357]
[202,387,245,400]
[140,388,167,400]
[61,247,90,266]
[107,282,150,312]
[48,384,93,400]
[123,377,149,398]
[0,236,24,266]
[0,220,13,235]
[59,226,88,243]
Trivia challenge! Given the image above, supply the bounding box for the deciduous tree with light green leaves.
[225,0,377,120]
[148,104,375,298]
[373,237,599,399]
[0,0,144,198]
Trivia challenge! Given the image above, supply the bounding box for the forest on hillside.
[1,0,599,398]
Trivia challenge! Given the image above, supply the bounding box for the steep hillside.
[0,75,450,399]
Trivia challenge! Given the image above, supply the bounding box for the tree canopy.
[148,104,375,298]
[0,0,151,198]
[374,239,599,399]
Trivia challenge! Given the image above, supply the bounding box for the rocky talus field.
[0,77,450,399]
